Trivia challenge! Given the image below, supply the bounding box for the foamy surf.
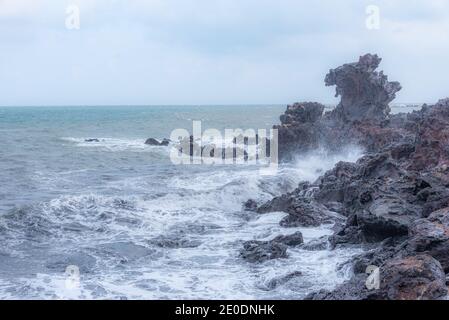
[0,105,371,300]
[0,149,363,299]
[61,137,170,153]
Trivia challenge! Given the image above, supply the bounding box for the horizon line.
[0,102,430,108]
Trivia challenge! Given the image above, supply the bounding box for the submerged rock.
[148,235,201,249]
[145,138,170,146]
[272,232,304,247]
[240,240,288,263]
[243,199,258,212]
[144,138,160,145]
[239,231,304,263]
[264,271,303,290]
[301,236,330,251]
[257,190,339,228]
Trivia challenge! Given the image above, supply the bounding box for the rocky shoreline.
[243,54,449,300]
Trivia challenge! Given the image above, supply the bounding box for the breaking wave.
[0,145,364,299]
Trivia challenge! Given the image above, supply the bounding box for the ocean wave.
[0,147,365,299]
[61,137,170,153]
[292,146,364,182]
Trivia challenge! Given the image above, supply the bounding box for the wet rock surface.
[264,271,303,290]
[148,235,202,249]
[251,54,449,299]
[378,254,447,300]
[240,240,288,263]
[240,231,304,263]
[145,138,171,146]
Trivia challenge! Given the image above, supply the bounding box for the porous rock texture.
[247,54,449,300]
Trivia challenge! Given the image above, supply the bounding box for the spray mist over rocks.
[248,54,449,300]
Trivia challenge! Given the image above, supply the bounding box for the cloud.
[0,0,40,17]
[0,0,448,105]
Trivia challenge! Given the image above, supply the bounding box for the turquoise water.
[0,105,283,210]
[0,105,414,299]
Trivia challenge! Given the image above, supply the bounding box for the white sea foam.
[1,143,364,299]
[61,137,170,153]
[292,146,364,182]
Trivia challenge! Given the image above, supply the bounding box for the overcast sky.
[1,0,448,106]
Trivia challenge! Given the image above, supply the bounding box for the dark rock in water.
[239,231,303,263]
[258,192,339,228]
[169,222,222,235]
[145,137,171,146]
[243,199,258,212]
[272,232,304,247]
[279,203,334,228]
[160,138,171,146]
[301,236,330,251]
[264,271,303,290]
[240,240,288,263]
[145,138,162,146]
[148,235,201,249]
[84,138,100,142]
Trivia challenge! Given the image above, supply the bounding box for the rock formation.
[245,54,449,300]
[275,54,405,159]
[325,54,402,122]
[145,138,171,146]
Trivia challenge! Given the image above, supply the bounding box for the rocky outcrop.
[272,232,304,247]
[145,138,170,146]
[274,102,326,158]
[325,54,401,122]
[252,53,449,299]
[240,240,288,263]
[256,183,343,227]
[275,54,405,160]
[240,231,304,263]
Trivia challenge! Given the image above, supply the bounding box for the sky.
[0,0,448,106]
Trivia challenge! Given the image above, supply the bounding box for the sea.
[0,104,421,299]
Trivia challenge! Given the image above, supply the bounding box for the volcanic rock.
[240,240,288,263]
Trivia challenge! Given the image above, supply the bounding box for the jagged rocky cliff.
[244,54,449,300]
